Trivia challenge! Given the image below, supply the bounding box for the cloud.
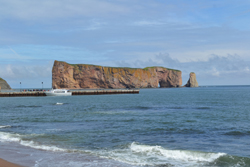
[115,53,250,85]
[0,45,111,64]
[0,61,54,88]
[1,0,250,86]
[0,62,53,79]
[0,0,128,21]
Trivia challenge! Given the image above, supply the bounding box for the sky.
[1,0,250,88]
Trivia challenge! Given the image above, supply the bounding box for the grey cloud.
[1,0,250,86]
[183,55,250,74]
[0,60,54,88]
[115,54,250,85]
[0,62,53,79]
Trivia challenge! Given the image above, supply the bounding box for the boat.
[45,89,72,96]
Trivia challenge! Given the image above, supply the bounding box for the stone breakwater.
[52,60,182,89]
[0,89,139,97]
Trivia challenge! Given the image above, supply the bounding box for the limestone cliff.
[184,72,199,87]
[52,60,182,89]
[0,78,11,89]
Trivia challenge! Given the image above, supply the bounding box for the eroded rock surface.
[184,72,199,87]
[0,78,11,89]
[52,61,182,89]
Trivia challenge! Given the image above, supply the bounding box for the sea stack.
[184,72,199,87]
[52,60,182,89]
[0,78,11,89]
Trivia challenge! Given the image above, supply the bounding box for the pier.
[0,89,139,97]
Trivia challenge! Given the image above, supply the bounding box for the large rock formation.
[184,72,199,87]
[0,78,11,89]
[52,60,182,89]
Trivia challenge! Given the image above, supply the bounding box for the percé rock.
[52,60,182,89]
[184,72,199,87]
[0,78,11,89]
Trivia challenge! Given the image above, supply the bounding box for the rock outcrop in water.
[52,60,182,89]
[0,78,11,89]
[184,72,199,87]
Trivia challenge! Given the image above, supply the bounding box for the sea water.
[0,86,250,167]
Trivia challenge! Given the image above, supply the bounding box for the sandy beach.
[0,158,22,167]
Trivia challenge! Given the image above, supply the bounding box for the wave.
[90,110,134,115]
[56,102,64,105]
[196,107,211,110]
[169,106,185,109]
[0,132,68,152]
[128,142,225,166]
[128,106,153,110]
[93,142,227,167]
[223,131,250,136]
[15,105,42,108]
[0,132,248,167]
[129,142,224,161]
[0,125,11,129]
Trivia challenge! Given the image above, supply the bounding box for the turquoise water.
[0,86,250,166]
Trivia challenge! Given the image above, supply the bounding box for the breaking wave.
[0,133,238,166]
[93,142,227,166]
[0,125,11,129]
[0,132,68,152]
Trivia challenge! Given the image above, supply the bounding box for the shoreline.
[0,158,22,167]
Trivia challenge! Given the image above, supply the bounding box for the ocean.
[0,86,250,167]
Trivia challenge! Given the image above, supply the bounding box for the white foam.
[0,132,21,142]
[0,132,227,167]
[56,102,63,105]
[20,140,67,152]
[93,142,227,167]
[0,132,70,152]
[0,125,11,129]
[132,142,225,161]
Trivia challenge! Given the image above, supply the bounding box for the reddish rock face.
[52,61,182,89]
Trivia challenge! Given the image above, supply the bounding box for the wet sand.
[0,158,22,167]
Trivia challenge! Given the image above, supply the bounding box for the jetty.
[0,89,139,97]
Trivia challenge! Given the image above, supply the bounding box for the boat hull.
[45,92,72,96]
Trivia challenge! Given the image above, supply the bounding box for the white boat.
[45,89,72,96]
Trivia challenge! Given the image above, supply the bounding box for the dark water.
[1,86,250,167]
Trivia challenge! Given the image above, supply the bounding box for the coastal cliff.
[52,60,182,89]
[0,78,11,90]
[184,72,199,87]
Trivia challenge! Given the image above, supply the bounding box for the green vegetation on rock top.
[55,60,181,72]
[143,66,181,72]
[70,63,139,70]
